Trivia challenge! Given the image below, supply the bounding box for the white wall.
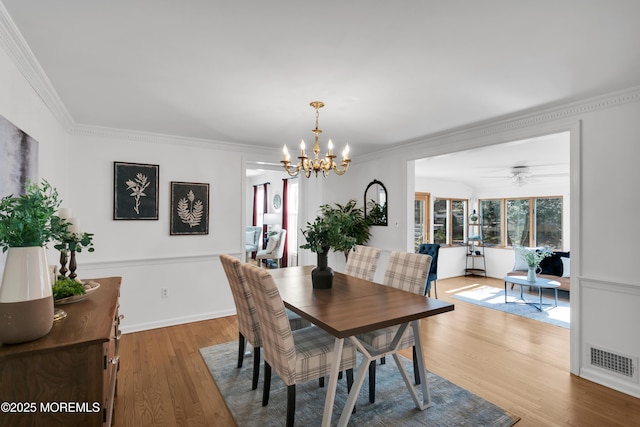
[66,132,249,332]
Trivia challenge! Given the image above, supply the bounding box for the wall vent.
[590,346,636,380]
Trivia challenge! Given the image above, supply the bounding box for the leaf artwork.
[177,190,203,227]
[125,173,150,215]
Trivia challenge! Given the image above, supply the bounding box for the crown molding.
[359,85,640,163]
[0,2,75,130]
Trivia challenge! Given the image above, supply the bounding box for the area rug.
[200,341,520,427]
[453,285,570,328]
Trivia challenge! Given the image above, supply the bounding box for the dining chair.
[220,254,310,391]
[357,250,432,403]
[240,262,356,427]
[344,245,382,281]
[417,243,441,298]
[255,229,287,268]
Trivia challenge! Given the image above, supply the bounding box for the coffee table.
[503,275,561,311]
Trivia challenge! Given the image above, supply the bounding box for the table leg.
[554,288,558,306]
[539,287,543,310]
[321,337,343,427]
[411,320,432,409]
[504,281,507,303]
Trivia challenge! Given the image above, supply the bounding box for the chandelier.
[281,101,350,178]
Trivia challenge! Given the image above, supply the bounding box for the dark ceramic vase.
[311,249,334,289]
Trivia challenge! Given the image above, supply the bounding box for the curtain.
[251,185,258,259]
[281,178,289,267]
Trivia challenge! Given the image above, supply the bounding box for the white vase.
[527,266,538,282]
[0,246,54,344]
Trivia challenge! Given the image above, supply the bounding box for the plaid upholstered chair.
[241,262,356,427]
[220,254,310,390]
[357,250,432,403]
[344,245,382,281]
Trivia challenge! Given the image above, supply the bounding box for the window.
[479,197,563,249]
[433,198,467,245]
[480,199,501,245]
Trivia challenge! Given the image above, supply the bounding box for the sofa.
[506,248,571,292]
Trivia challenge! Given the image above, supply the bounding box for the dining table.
[269,265,455,427]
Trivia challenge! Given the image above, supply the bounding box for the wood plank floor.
[114,276,640,427]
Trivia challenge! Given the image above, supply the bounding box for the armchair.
[245,226,262,258]
[417,243,440,298]
[255,229,287,268]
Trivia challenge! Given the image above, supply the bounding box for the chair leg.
[346,368,356,413]
[262,363,271,407]
[252,346,261,390]
[413,345,421,385]
[319,377,324,387]
[368,360,376,403]
[433,280,438,299]
[286,385,296,427]
[237,333,245,368]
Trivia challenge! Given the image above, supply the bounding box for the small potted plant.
[515,246,552,282]
[301,207,358,289]
[0,180,69,344]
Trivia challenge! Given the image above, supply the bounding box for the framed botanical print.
[170,181,210,235]
[113,162,159,220]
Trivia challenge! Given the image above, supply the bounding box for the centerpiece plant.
[301,199,371,288]
[515,245,552,282]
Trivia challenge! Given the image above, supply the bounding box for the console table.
[0,277,122,427]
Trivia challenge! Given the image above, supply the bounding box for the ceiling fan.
[480,163,569,187]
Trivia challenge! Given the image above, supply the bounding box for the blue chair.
[418,243,440,298]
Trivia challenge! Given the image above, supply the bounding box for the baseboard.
[120,308,236,334]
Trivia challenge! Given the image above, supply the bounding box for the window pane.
[451,200,465,243]
[433,199,447,245]
[506,199,530,246]
[480,200,502,245]
[535,197,562,249]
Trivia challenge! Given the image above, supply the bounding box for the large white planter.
[0,246,54,344]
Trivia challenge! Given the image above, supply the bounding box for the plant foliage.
[0,180,69,252]
[301,199,372,259]
[52,276,86,300]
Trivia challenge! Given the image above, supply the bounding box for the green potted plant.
[301,204,359,289]
[514,246,552,282]
[0,179,69,344]
[318,199,372,260]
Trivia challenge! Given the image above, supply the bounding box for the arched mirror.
[364,179,388,226]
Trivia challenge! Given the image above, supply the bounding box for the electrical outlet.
[161,288,169,298]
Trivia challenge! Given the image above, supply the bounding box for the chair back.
[246,226,262,251]
[240,262,297,384]
[383,251,432,295]
[220,254,261,347]
[417,243,440,280]
[344,245,382,281]
[264,229,287,257]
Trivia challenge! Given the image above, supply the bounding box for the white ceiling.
[1,1,638,180]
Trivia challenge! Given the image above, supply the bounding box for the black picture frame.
[113,162,159,220]
[170,181,210,235]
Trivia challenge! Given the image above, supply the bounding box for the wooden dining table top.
[269,266,454,338]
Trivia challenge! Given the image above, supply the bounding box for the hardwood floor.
[114,276,640,427]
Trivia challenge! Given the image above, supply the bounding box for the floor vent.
[590,346,636,379]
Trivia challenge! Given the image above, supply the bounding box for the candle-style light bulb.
[283,145,290,162]
[300,139,306,157]
[343,144,350,160]
[327,139,334,156]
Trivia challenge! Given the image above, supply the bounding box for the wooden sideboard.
[0,277,123,427]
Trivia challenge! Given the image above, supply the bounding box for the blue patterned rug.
[200,341,520,427]
[453,285,570,328]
